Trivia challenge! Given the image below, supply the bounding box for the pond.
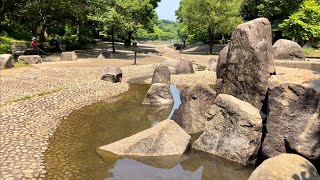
[44,84,254,180]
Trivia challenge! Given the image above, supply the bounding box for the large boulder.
[217,18,275,109]
[272,39,305,61]
[248,154,320,180]
[176,60,195,74]
[207,58,218,71]
[142,83,173,106]
[162,59,180,74]
[0,54,14,70]
[151,65,171,85]
[98,48,113,59]
[216,45,229,93]
[98,120,190,156]
[101,66,123,83]
[172,84,217,134]
[262,84,320,162]
[193,94,262,166]
[18,55,42,64]
[60,51,77,61]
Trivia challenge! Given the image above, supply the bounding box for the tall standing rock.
[151,66,171,85]
[217,18,275,110]
[216,45,229,93]
[272,39,305,61]
[193,94,263,166]
[172,84,217,134]
[262,83,320,162]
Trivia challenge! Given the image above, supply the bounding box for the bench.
[41,42,56,53]
[10,43,35,59]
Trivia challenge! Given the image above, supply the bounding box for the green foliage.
[0,35,26,54]
[279,0,320,42]
[137,20,179,40]
[241,0,304,25]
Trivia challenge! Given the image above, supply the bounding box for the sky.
[156,0,180,21]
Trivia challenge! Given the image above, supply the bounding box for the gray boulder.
[0,54,14,69]
[216,45,229,93]
[193,94,262,166]
[101,66,123,83]
[143,83,173,105]
[162,59,180,74]
[262,83,320,161]
[273,39,305,61]
[248,154,320,180]
[60,51,77,61]
[172,84,217,134]
[152,65,171,85]
[98,49,113,59]
[207,58,218,71]
[176,60,195,74]
[18,55,42,64]
[98,120,190,156]
[217,18,275,109]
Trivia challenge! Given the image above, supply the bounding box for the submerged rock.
[248,154,320,180]
[262,83,320,162]
[272,39,305,61]
[193,94,262,166]
[217,18,275,109]
[60,51,78,61]
[142,83,173,105]
[98,120,190,156]
[172,83,216,134]
[151,65,171,85]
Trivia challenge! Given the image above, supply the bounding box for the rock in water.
[172,84,217,134]
[101,66,123,83]
[98,120,190,156]
[60,51,78,61]
[262,83,320,162]
[97,48,113,59]
[18,55,42,64]
[176,60,195,74]
[142,83,173,105]
[218,18,275,109]
[272,39,305,61]
[0,54,14,69]
[193,94,262,166]
[152,66,171,85]
[248,154,320,180]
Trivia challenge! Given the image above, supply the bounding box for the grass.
[13,61,29,68]
[303,47,320,57]
[0,36,26,54]
[0,88,64,107]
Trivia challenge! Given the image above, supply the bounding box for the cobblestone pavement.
[0,63,216,179]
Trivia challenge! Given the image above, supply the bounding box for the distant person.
[31,37,39,55]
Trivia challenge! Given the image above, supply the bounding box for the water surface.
[44,84,253,180]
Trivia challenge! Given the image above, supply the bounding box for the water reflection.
[44,83,253,180]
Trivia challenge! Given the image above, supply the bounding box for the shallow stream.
[44,84,254,180]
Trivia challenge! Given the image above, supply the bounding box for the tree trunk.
[112,32,115,53]
[208,29,214,54]
[125,31,133,47]
[39,24,46,42]
[77,21,81,41]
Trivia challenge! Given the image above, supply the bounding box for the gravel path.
[0,61,215,179]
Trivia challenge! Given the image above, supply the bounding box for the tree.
[241,0,304,25]
[177,0,243,54]
[279,0,320,43]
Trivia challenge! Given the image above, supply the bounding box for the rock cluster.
[97,49,113,59]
